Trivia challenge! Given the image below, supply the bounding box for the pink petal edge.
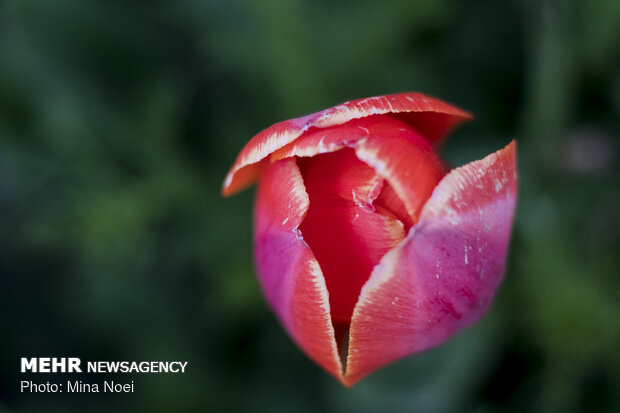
[343,141,517,385]
[223,92,472,196]
[253,157,344,382]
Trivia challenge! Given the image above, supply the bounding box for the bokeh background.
[1,0,619,412]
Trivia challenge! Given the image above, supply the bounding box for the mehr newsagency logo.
[20,357,188,394]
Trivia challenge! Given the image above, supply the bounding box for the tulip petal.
[354,125,446,224]
[271,117,373,161]
[298,149,405,324]
[344,141,517,385]
[223,92,471,196]
[374,182,414,230]
[296,147,384,206]
[254,157,343,380]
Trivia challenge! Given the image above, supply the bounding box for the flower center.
[297,121,446,332]
[298,149,406,326]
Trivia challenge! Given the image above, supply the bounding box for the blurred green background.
[1,0,619,412]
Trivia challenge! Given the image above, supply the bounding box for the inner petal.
[374,182,414,231]
[298,149,405,325]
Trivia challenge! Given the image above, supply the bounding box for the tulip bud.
[223,92,517,386]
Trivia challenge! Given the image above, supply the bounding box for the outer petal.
[344,141,517,385]
[223,92,471,196]
[254,157,343,381]
[271,117,375,161]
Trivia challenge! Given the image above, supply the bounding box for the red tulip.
[223,92,517,386]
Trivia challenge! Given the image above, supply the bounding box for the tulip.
[222,92,517,386]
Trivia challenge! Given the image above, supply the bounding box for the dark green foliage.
[1,0,619,411]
